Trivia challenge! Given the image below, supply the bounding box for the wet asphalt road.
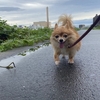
[0,30,100,100]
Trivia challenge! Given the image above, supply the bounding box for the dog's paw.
[55,61,60,65]
[68,59,74,64]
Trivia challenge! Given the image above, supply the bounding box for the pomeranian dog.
[50,14,81,65]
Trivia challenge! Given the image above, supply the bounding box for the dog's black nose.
[59,39,63,43]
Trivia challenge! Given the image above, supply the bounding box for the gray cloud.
[0,7,23,11]
[0,0,99,26]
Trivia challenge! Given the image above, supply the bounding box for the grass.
[0,28,52,52]
[0,18,53,52]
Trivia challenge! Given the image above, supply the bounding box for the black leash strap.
[68,15,100,48]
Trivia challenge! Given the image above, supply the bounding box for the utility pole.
[46,7,49,28]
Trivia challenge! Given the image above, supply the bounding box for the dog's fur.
[50,14,81,65]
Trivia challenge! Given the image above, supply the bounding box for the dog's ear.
[54,23,58,29]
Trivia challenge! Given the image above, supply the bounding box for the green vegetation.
[84,26,100,30]
[74,27,80,31]
[93,25,100,30]
[79,25,100,30]
[0,18,52,52]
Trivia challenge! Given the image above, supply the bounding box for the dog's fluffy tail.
[58,14,73,28]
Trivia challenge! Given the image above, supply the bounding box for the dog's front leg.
[68,50,76,64]
[54,52,60,65]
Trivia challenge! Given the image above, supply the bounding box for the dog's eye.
[55,36,59,38]
[63,35,67,38]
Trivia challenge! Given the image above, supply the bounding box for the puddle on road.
[18,42,50,56]
[0,42,50,73]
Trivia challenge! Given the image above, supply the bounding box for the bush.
[0,18,52,51]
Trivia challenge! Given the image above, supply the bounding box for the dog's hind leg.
[68,50,76,64]
[68,57,74,64]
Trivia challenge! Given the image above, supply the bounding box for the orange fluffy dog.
[50,15,81,65]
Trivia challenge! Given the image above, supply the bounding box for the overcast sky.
[0,0,100,27]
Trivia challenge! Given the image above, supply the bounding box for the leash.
[68,15,100,48]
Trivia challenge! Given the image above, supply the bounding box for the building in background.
[33,21,51,28]
[79,24,85,29]
[93,14,100,26]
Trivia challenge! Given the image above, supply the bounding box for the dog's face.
[54,32,68,44]
[51,24,74,48]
